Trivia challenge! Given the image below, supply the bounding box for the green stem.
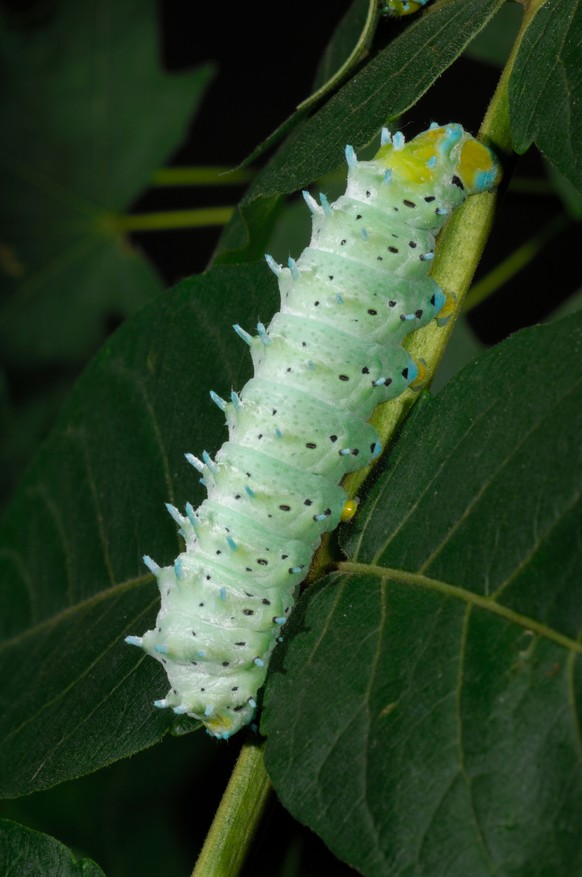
[191,740,271,877]
[114,207,233,232]
[464,213,570,313]
[152,166,253,187]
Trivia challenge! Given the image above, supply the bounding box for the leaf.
[0,262,274,797]
[215,0,505,265]
[0,819,106,877]
[509,0,582,191]
[0,0,214,366]
[262,313,582,877]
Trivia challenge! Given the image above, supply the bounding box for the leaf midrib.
[338,561,582,654]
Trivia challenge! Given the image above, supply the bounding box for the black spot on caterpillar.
[125,123,500,738]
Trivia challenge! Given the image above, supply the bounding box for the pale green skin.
[130,124,498,739]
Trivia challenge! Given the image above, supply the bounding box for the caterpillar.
[381,0,431,15]
[125,123,500,739]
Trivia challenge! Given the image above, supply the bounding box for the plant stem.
[191,740,271,877]
[115,207,233,232]
[152,166,253,187]
[464,212,570,313]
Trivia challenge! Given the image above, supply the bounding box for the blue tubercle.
[233,324,253,346]
[143,555,160,576]
[302,190,319,214]
[125,635,143,647]
[265,253,281,276]
[257,322,271,345]
[210,390,227,412]
[392,131,405,151]
[165,503,184,527]
[345,144,357,169]
[319,192,332,217]
[185,452,204,472]
[287,258,300,281]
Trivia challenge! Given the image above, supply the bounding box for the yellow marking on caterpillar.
[374,125,501,195]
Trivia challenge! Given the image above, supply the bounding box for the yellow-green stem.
[152,166,253,187]
[191,740,271,877]
[115,207,233,233]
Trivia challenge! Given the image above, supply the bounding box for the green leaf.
[215,0,505,264]
[0,819,106,877]
[263,313,582,877]
[0,262,273,797]
[0,0,214,366]
[509,0,582,191]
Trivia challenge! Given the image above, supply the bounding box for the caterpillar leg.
[436,292,457,327]
[341,498,359,523]
[409,359,429,391]
[382,0,428,14]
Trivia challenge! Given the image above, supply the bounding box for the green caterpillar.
[125,123,500,739]
[382,0,432,15]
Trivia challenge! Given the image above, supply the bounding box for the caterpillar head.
[376,124,500,194]
[373,124,501,229]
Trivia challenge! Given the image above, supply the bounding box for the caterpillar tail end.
[204,702,257,739]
